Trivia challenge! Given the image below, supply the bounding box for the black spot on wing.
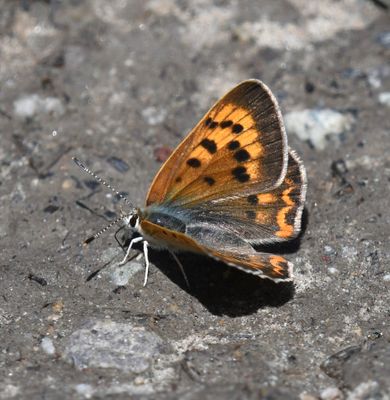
[200,139,217,154]
[232,124,243,134]
[220,120,233,128]
[232,166,250,182]
[187,158,201,168]
[234,149,250,162]
[247,194,258,205]
[228,140,240,150]
[204,176,215,186]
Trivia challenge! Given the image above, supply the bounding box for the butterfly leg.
[169,251,190,288]
[142,240,150,287]
[114,225,126,251]
[119,236,144,265]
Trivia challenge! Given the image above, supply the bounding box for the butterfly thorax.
[140,205,187,232]
[135,205,201,252]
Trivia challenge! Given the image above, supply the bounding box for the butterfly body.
[138,204,253,253]
[77,79,307,285]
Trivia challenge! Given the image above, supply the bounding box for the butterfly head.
[122,210,141,231]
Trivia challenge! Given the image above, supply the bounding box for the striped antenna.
[83,214,127,246]
[73,157,134,210]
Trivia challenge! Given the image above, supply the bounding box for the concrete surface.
[0,1,389,399]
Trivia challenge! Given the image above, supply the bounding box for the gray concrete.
[0,1,389,399]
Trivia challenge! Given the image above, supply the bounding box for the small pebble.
[383,274,390,282]
[41,337,56,355]
[110,261,143,286]
[323,246,335,256]
[341,246,358,259]
[52,299,64,314]
[75,383,94,399]
[142,106,167,125]
[62,179,74,190]
[285,109,354,150]
[0,385,20,398]
[13,94,65,118]
[376,32,390,48]
[378,92,390,107]
[320,387,344,400]
[346,381,380,400]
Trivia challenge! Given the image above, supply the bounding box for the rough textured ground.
[0,1,389,399]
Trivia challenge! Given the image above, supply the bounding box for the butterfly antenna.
[73,157,134,209]
[83,214,126,246]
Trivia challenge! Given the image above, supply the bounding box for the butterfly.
[74,79,307,286]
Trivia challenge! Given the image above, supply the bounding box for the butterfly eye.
[129,214,138,228]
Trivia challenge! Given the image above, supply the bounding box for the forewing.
[146,80,288,207]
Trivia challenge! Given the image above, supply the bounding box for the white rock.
[378,92,390,107]
[0,384,20,399]
[141,106,167,125]
[323,245,335,255]
[320,386,344,400]
[109,261,143,286]
[285,109,354,150]
[41,337,56,355]
[75,384,94,399]
[346,381,379,400]
[13,94,65,118]
[64,320,171,372]
[377,31,390,48]
[341,246,358,260]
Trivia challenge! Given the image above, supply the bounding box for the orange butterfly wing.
[146,80,288,207]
